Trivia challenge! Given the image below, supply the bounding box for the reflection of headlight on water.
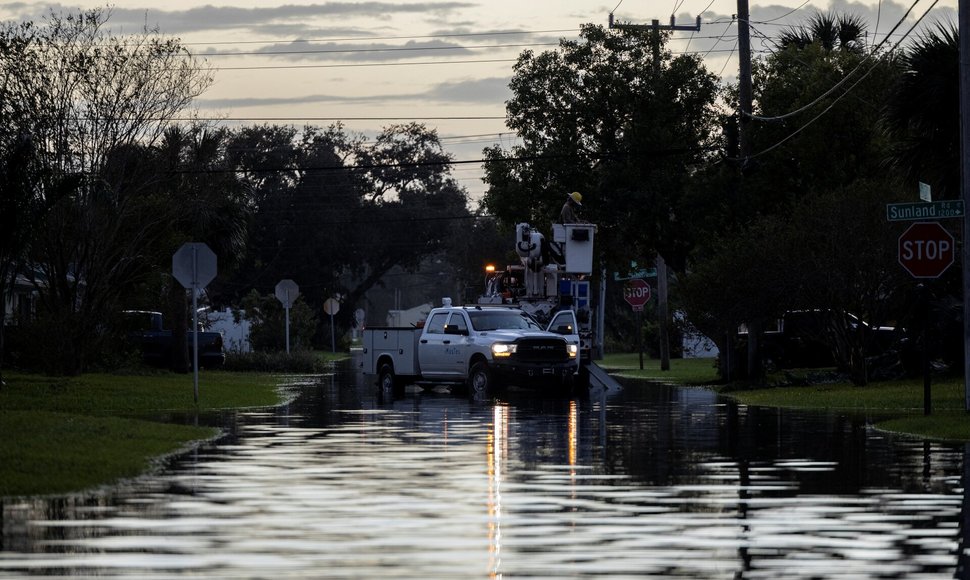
[568,400,578,467]
[487,404,509,576]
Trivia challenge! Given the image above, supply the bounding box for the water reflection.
[0,361,965,578]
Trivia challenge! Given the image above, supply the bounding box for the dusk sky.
[0,0,958,203]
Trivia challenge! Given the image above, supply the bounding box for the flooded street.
[1,359,968,578]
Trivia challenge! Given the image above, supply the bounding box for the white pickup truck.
[362,301,582,398]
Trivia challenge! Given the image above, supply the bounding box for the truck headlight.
[567,344,578,358]
[491,343,517,357]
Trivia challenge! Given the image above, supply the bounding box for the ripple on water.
[0,378,965,578]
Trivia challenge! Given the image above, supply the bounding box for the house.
[2,274,37,327]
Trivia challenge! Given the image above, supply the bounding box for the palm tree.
[883,22,959,198]
[778,12,867,53]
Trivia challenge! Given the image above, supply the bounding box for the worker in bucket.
[559,191,583,224]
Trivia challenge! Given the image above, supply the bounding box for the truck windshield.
[467,311,541,331]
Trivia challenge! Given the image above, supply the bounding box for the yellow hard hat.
[568,191,583,206]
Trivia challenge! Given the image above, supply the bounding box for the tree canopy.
[482,23,721,271]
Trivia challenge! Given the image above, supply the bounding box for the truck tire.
[378,362,404,399]
[467,361,492,401]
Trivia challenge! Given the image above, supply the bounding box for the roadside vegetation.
[599,354,719,385]
[0,371,287,497]
[601,353,970,442]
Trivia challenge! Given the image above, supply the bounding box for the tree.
[0,22,66,384]
[144,124,249,372]
[778,12,867,52]
[681,11,906,383]
[884,22,959,199]
[239,290,317,352]
[482,24,721,272]
[2,8,213,374]
[226,123,470,342]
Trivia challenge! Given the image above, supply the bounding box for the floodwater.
[1,359,968,579]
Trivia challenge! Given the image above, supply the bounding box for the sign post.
[172,242,217,404]
[324,297,340,353]
[623,279,652,370]
[897,222,956,416]
[275,279,300,354]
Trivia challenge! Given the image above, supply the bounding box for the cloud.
[237,39,475,62]
[194,76,510,110]
[426,77,511,103]
[125,3,475,35]
[0,2,476,36]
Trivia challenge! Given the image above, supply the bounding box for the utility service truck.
[479,221,598,363]
[362,299,581,398]
[362,219,598,398]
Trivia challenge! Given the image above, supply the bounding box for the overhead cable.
[745,0,924,123]
[743,0,940,160]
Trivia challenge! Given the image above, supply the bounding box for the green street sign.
[887,200,965,222]
[613,268,657,281]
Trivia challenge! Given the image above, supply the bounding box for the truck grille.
[514,339,568,363]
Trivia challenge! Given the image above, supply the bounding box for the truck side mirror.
[554,324,573,334]
[444,324,468,336]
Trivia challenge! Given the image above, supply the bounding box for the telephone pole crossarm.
[608,13,702,33]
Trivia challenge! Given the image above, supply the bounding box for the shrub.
[223,350,331,373]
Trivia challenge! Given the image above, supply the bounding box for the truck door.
[443,312,470,376]
[547,310,580,365]
[418,311,453,378]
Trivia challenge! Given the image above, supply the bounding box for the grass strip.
[0,370,285,496]
[599,353,719,385]
[1,371,285,415]
[0,410,217,496]
[599,353,970,442]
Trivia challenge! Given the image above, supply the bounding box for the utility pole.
[961,0,970,410]
[737,0,753,163]
[610,12,701,372]
[735,0,761,382]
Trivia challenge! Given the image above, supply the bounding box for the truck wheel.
[378,363,403,398]
[467,361,492,400]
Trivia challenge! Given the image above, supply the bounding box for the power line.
[754,0,812,24]
[178,28,579,47]
[702,18,736,60]
[80,116,506,122]
[745,0,924,123]
[198,44,749,72]
[153,146,706,176]
[206,58,517,71]
[198,41,562,58]
[743,0,940,160]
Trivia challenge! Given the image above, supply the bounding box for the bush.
[238,290,318,352]
[223,350,331,373]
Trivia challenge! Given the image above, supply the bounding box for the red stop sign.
[623,278,651,310]
[898,222,955,278]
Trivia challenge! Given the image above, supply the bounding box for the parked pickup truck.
[740,310,899,370]
[123,310,225,369]
[362,300,581,398]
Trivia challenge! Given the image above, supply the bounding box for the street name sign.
[886,200,964,222]
[898,222,955,279]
